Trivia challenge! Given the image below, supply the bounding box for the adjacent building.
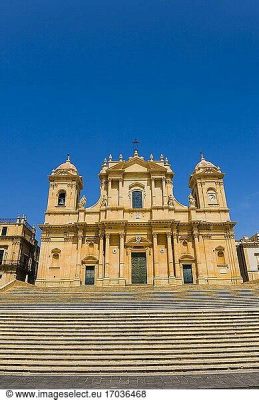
[0,216,40,286]
[236,233,259,282]
[36,151,242,287]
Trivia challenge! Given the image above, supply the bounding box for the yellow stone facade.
[36,152,242,287]
[0,217,39,286]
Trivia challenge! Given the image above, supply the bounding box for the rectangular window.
[1,227,7,236]
[0,250,4,265]
[132,191,143,208]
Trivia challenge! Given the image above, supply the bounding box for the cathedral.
[36,151,242,287]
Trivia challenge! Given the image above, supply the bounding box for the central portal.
[131,252,147,284]
[85,266,95,285]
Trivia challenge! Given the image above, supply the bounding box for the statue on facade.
[188,194,196,207]
[168,194,174,207]
[101,194,108,207]
[79,195,87,208]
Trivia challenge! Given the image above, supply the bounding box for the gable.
[125,163,148,173]
[107,157,167,173]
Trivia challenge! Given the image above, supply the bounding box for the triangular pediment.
[107,157,167,173]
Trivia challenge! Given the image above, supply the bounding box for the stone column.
[172,232,181,281]
[76,231,83,281]
[193,229,200,284]
[118,179,123,206]
[153,233,158,278]
[98,234,104,279]
[108,179,112,206]
[167,233,175,278]
[151,178,156,206]
[162,177,167,206]
[104,233,110,278]
[119,233,125,278]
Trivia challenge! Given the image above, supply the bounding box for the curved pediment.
[81,255,98,263]
[179,254,196,261]
[215,246,225,251]
[51,248,61,254]
[125,236,152,248]
[129,182,145,190]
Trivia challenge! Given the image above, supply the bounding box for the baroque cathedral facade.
[36,151,242,287]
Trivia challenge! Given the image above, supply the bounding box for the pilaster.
[167,232,175,279]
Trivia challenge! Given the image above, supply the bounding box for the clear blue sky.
[0,0,258,239]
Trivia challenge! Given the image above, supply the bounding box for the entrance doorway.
[131,252,147,284]
[85,266,95,285]
[183,265,193,284]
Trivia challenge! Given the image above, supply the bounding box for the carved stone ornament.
[168,194,174,207]
[135,236,142,243]
[79,195,87,208]
[101,194,108,206]
[188,194,196,207]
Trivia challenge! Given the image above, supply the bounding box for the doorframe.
[83,264,98,286]
[130,249,148,284]
[181,263,194,284]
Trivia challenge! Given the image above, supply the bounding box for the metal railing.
[0,260,29,269]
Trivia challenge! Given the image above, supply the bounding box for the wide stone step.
[1,336,258,345]
[1,310,258,316]
[1,327,258,335]
[1,361,259,374]
[0,321,259,332]
[2,342,259,351]
[1,302,258,307]
[1,323,258,331]
[1,351,259,361]
[1,328,258,338]
[1,347,258,355]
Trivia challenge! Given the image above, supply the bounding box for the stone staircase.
[1,283,259,376]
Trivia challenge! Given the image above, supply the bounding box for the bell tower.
[189,154,228,213]
[45,155,83,224]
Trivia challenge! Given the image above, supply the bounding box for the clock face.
[208,191,217,204]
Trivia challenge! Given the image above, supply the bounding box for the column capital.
[120,232,125,238]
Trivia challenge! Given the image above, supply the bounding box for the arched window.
[217,250,225,265]
[132,190,143,208]
[207,189,218,205]
[58,191,66,206]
